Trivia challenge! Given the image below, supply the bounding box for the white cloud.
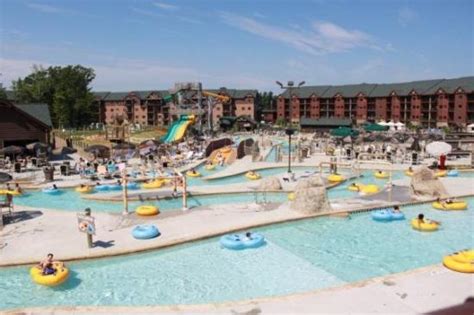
[0,58,51,87]
[153,2,179,10]
[253,12,266,19]
[398,7,417,27]
[27,3,63,13]
[220,13,384,55]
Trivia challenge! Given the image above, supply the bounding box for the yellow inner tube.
[220,147,231,154]
[432,201,467,211]
[0,189,21,196]
[245,172,261,180]
[405,170,414,176]
[348,184,363,191]
[75,186,93,193]
[142,180,163,189]
[443,249,474,273]
[205,164,216,171]
[411,219,439,232]
[328,174,344,182]
[435,170,447,177]
[374,172,389,179]
[30,262,69,286]
[136,205,159,216]
[186,171,201,177]
[360,184,379,194]
[288,192,296,201]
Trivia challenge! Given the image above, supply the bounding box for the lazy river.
[1,198,472,310]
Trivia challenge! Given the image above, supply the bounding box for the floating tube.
[245,172,261,180]
[411,219,439,232]
[372,209,405,222]
[75,186,93,194]
[447,170,459,177]
[432,201,467,211]
[443,249,474,273]
[186,171,201,177]
[360,184,379,195]
[136,205,159,216]
[126,182,138,189]
[327,174,344,182]
[435,170,447,177]
[374,171,389,179]
[30,262,69,286]
[42,188,60,195]
[0,189,21,196]
[132,225,160,240]
[95,185,109,192]
[405,170,414,177]
[205,164,216,171]
[142,180,163,189]
[220,233,265,250]
[288,192,296,201]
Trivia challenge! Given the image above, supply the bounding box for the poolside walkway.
[6,264,474,314]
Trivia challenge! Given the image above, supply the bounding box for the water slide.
[162,115,195,143]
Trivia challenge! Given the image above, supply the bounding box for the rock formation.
[257,176,282,191]
[290,174,332,213]
[410,166,448,199]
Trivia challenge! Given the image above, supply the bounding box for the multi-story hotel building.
[94,88,258,126]
[275,77,474,128]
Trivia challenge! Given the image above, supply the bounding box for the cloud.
[0,58,51,87]
[253,12,266,19]
[398,7,417,27]
[220,13,384,55]
[153,2,179,10]
[27,3,63,13]
[131,7,165,18]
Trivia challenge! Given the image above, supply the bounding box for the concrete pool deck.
[4,264,473,314]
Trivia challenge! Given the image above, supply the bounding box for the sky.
[0,0,473,92]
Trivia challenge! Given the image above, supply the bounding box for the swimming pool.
[14,169,403,213]
[1,198,472,310]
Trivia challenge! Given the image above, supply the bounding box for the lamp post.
[276,80,305,174]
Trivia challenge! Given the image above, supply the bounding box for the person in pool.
[392,205,401,213]
[350,183,360,191]
[116,179,122,186]
[52,184,58,190]
[377,170,384,174]
[15,183,23,194]
[243,232,253,241]
[417,213,440,225]
[38,253,61,275]
[408,166,413,172]
[191,168,197,175]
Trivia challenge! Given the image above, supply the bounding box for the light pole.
[276,80,305,174]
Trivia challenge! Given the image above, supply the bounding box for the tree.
[256,91,275,121]
[0,84,7,101]
[12,65,96,128]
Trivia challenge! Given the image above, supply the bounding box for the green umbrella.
[363,123,389,132]
[331,127,359,137]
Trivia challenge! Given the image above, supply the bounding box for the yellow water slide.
[173,115,195,142]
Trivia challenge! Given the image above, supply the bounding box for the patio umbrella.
[330,127,359,137]
[426,141,452,157]
[0,172,12,183]
[0,145,24,156]
[363,123,388,132]
[26,142,48,151]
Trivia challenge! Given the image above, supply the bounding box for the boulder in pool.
[257,176,282,191]
[290,174,331,214]
[410,166,448,200]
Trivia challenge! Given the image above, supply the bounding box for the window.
[142,116,146,119]
[248,107,251,110]
[135,116,139,119]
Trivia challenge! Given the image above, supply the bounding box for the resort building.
[94,88,258,127]
[0,100,52,148]
[277,76,474,129]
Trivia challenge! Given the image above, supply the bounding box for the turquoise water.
[14,169,404,213]
[0,198,472,310]
[15,190,289,213]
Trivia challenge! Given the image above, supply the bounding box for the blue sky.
[0,0,472,91]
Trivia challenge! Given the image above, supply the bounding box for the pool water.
[15,169,404,213]
[1,198,472,310]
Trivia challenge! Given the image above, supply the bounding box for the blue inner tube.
[126,182,138,189]
[107,184,122,191]
[372,210,405,221]
[132,225,160,240]
[95,185,109,191]
[220,233,265,250]
[42,188,60,195]
[447,170,459,177]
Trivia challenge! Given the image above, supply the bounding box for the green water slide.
[162,120,181,143]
